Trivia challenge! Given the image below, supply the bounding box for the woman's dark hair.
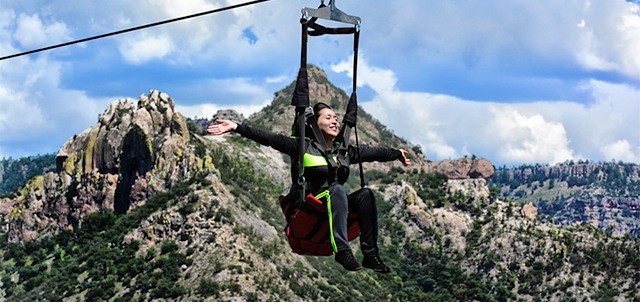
[304,102,333,141]
[313,102,332,120]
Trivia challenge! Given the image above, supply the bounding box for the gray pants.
[327,183,380,257]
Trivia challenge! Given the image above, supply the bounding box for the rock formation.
[0,90,208,241]
[429,157,494,179]
[521,203,538,221]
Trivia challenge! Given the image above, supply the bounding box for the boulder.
[212,109,245,125]
[521,203,538,221]
[429,157,494,179]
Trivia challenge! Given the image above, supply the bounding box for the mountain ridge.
[490,160,640,237]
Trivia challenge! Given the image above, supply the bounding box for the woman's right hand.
[398,149,411,166]
[207,119,237,135]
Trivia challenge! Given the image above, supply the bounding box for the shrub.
[160,240,180,254]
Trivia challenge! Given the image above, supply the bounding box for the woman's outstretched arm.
[207,119,297,156]
[351,146,411,166]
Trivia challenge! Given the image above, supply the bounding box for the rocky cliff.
[0,91,208,241]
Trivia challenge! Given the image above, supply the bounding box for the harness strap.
[307,113,337,167]
[291,19,309,108]
[315,190,339,253]
[308,18,357,36]
[352,29,365,188]
[293,18,310,204]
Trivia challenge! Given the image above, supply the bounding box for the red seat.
[279,193,360,256]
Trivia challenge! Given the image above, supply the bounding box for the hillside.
[1,70,639,301]
[489,161,640,238]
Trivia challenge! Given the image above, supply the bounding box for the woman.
[208,102,410,273]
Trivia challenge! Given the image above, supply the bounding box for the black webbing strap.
[292,18,310,204]
[308,18,357,36]
[307,113,338,168]
[351,30,366,188]
[291,18,309,108]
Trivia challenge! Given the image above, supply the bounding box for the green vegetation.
[490,161,640,197]
[0,174,208,301]
[2,144,639,301]
[0,154,56,197]
[208,144,286,229]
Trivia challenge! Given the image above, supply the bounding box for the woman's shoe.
[335,250,362,271]
[362,255,390,273]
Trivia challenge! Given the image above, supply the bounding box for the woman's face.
[316,108,339,139]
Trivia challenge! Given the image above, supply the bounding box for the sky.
[0,0,639,167]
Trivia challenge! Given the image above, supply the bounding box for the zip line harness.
[279,1,366,256]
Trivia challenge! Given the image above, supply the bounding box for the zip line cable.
[0,0,272,61]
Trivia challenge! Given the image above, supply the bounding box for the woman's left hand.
[207,119,237,135]
[399,149,411,166]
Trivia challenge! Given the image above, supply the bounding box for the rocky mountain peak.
[1,90,205,241]
[306,65,344,104]
[212,109,245,125]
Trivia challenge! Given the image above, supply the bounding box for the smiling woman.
[207,99,411,273]
[312,102,340,148]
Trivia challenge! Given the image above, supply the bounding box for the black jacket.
[235,124,402,194]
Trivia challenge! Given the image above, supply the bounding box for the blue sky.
[1,0,639,167]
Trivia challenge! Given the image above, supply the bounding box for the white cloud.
[340,57,639,166]
[176,101,268,120]
[601,139,640,162]
[213,78,269,99]
[0,10,17,53]
[266,75,288,84]
[0,9,115,158]
[0,57,112,157]
[333,56,397,93]
[175,103,220,120]
[488,108,574,164]
[355,1,640,80]
[118,34,174,64]
[101,0,300,68]
[0,85,46,141]
[152,0,216,19]
[0,58,113,157]
[170,76,276,107]
[13,13,71,49]
[575,1,640,77]
[174,77,274,119]
[5,1,639,78]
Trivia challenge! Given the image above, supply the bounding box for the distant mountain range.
[489,161,640,238]
[1,67,638,301]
